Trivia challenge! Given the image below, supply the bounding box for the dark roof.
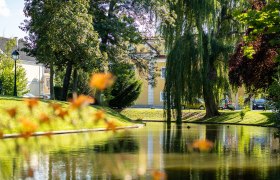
[0,37,36,62]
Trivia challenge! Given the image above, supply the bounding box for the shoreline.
[2,124,145,139]
[137,120,279,128]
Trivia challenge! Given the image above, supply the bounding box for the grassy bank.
[121,108,277,127]
[0,96,134,134]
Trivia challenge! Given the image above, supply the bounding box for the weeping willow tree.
[161,0,247,123]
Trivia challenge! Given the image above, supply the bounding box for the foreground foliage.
[0,73,133,136]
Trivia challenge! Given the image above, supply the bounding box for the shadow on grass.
[190,112,239,123]
[258,112,278,126]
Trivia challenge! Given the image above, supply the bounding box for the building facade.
[134,57,166,108]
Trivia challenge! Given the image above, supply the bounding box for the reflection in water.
[93,137,139,153]
[1,123,280,179]
[163,124,186,153]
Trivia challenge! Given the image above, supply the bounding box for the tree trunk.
[202,33,220,118]
[203,79,220,118]
[175,93,182,124]
[50,63,54,100]
[62,62,73,101]
[72,68,78,95]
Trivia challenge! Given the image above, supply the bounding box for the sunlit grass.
[121,108,206,121]
[121,108,276,126]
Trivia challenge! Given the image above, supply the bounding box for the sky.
[0,0,26,38]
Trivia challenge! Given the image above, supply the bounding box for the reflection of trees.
[46,135,139,179]
[163,123,171,153]
[163,124,187,153]
[93,137,139,153]
[161,124,280,179]
[206,125,218,142]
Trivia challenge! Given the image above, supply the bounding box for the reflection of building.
[0,37,50,97]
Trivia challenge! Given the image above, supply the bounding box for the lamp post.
[11,50,19,97]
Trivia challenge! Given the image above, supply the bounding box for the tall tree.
[22,0,101,100]
[161,0,246,123]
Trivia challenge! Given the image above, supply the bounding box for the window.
[161,67,166,78]
[160,91,166,102]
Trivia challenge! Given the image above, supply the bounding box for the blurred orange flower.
[19,118,38,138]
[56,109,69,119]
[92,110,105,124]
[106,121,117,132]
[0,131,3,139]
[49,103,62,112]
[70,95,95,109]
[90,73,114,90]
[192,139,214,152]
[24,98,39,111]
[6,107,17,118]
[39,113,51,124]
[152,170,166,180]
[95,110,105,119]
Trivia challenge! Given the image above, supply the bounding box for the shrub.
[268,81,280,120]
[240,107,250,120]
[104,63,142,109]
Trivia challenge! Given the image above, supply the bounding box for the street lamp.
[11,50,19,96]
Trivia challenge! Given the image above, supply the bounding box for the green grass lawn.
[121,108,277,126]
[0,96,134,134]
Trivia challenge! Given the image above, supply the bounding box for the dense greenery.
[104,63,142,109]
[229,0,279,92]
[0,39,28,96]
[229,0,280,117]
[161,0,247,123]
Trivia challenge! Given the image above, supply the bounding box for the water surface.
[0,123,280,179]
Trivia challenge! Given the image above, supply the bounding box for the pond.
[0,123,280,179]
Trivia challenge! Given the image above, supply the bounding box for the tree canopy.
[229,0,279,92]
[22,0,102,100]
